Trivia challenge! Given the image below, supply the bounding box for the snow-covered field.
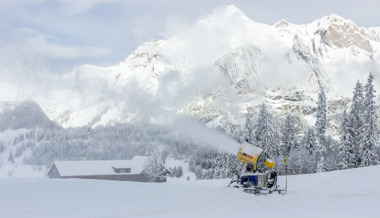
[1,166,379,218]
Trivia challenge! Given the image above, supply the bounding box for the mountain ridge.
[1,5,379,136]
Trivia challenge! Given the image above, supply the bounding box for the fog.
[2,3,380,154]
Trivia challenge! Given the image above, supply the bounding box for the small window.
[112,167,131,173]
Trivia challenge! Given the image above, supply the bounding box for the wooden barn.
[47,156,170,182]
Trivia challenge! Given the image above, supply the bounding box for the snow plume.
[155,5,276,105]
[259,49,309,89]
[160,5,263,66]
[156,66,223,108]
[152,113,240,155]
[326,59,380,96]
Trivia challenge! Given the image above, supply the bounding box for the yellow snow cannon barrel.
[237,142,275,171]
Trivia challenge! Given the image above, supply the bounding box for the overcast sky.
[1,0,380,75]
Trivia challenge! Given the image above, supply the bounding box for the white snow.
[1,166,379,218]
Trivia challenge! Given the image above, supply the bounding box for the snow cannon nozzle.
[264,159,275,168]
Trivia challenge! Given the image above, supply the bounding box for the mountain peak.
[325,14,345,22]
[275,19,290,28]
[225,4,241,13]
[319,14,355,28]
[208,4,252,24]
[316,14,372,51]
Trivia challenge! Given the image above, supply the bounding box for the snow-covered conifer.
[143,156,166,179]
[359,73,379,167]
[243,110,254,144]
[349,80,364,167]
[253,104,279,156]
[177,166,183,177]
[315,88,327,141]
[302,128,317,156]
[0,141,4,153]
[8,150,14,163]
[339,109,356,169]
[280,114,298,156]
[315,88,328,172]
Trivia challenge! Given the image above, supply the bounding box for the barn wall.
[61,174,166,182]
[47,164,61,178]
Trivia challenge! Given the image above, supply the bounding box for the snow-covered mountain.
[0,101,58,131]
[2,5,380,133]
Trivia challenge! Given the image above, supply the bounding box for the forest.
[1,74,380,179]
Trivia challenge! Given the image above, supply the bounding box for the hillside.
[1,165,379,218]
[0,101,58,131]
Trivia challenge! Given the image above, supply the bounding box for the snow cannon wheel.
[267,171,277,189]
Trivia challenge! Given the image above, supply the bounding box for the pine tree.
[243,110,254,144]
[8,150,14,163]
[315,88,328,173]
[177,166,183,177]
[143,156,165,180]
[339,109,356,169]
[253,104,279,156]
[349,80,364,167]
[302,128,317,156]
[315,88,327,140]
[359,73,379,167]
[280,114,298,156]
[253,104,267,146]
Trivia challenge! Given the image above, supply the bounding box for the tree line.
[2,74,379,179]
[243,73,380,175]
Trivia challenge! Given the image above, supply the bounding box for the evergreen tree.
[339,109,356,169]
[280,114,298,156]
[349,80,364,167]
[315,88,328,173]
[243,110,254,144]
[0,141,4,153]
[253,104,279,156]
[359,73,379,166]
[302,128,317,156]
[315,88,327,141]
[177,166,183,177]
[253,104,267,146]
[143,156,166,180]
[8,150,14,163]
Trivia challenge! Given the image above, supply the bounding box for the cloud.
[159,15,191,39]
[0,27,110,79]
[154,5,282,107]
[56,0,129,14]
[0,0,46,7]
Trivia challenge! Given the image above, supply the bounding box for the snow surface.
[1,166,380,218]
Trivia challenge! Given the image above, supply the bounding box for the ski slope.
[1,166,379,218]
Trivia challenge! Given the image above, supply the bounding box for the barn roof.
[48,156,149,177]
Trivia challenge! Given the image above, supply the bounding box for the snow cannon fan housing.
[228,142,282,194]
[237,142,275,172]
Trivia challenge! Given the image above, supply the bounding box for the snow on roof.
[50,156,149,177]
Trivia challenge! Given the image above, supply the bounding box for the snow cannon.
[237,142,275,172]
[228,142,285,195]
